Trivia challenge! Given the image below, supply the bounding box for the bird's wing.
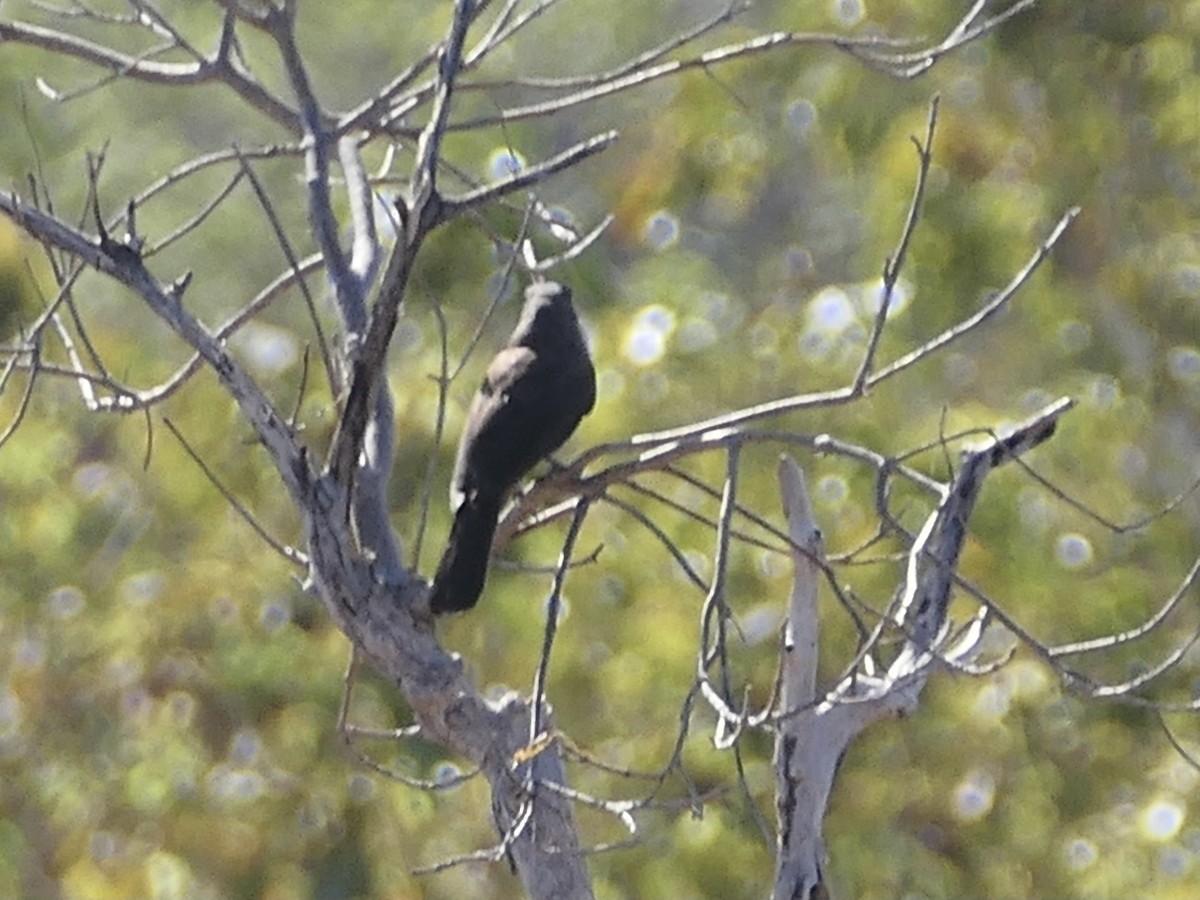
[481,345,536,397]
[449,346,536,504]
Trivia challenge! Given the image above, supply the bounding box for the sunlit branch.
[134,143,304,211]
[86,253,325,412]
[268,5,356,344]
[530,498,591,765]
[861,0,1038,77]
[0,341,40,452]
[584,207,1076,453]
[1050,555,1200,659]
[0,192,311,500]
[339,135,380,297]
[0,14,301,130]
[436,130,618,225]
[852,94,939,392]
[327,0,478,500]
[696,445,742,723]
[871,208,1080,384]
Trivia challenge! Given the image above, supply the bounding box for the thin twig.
[233,148,337,396]
[162,417,307,567]
[531,499,592,744]
[852,95,939,392]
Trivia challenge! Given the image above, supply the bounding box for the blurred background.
[0,1,1198,897]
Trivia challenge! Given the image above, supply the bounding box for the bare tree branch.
[7,3,1193,899]
[0,192,312,500]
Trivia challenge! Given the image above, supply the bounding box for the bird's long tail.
[429,492,503,614]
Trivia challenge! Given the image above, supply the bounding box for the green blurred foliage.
[1,0,1200,898]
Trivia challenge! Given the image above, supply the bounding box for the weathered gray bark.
[770,400,1069,900]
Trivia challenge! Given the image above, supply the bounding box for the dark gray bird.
[429,281,596,615]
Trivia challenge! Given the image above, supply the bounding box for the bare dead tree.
[2,2,1197,899]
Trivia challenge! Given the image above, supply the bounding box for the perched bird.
[429,281,596,615]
